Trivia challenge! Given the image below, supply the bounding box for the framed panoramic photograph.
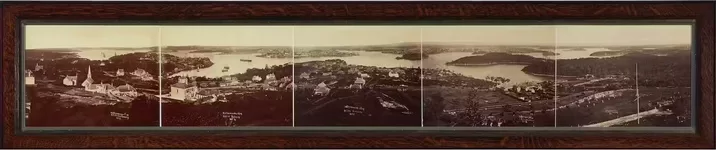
[1,1,714,149]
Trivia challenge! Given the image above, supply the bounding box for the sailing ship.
[240,59,252,62]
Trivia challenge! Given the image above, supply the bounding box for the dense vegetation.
[523,51,691,87]
[447,52,548,65]
[395,52,428,60]
[160,53,214,75]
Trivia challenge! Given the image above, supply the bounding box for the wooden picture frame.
[1,1,714,149]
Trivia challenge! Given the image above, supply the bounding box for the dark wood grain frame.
[1,1,714,149]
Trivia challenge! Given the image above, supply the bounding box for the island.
[541,51,560,56]
[446,52,547,66]
[395,52,428,60]
[590,51,630,57]
[564,48,588,51]
[292,49,359,58]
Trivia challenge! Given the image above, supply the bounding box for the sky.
[421,25,692,46]
[25,25,692,49]
[554,25,692,46]
[25,25,161,49]
[421,25,557,46]
[294,26,422,47]
[160,26,293,46]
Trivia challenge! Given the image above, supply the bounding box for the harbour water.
[65,48,614,85]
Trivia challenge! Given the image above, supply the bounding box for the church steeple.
[87,65,92,80]
[82,65,94,88]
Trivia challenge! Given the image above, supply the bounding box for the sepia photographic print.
[422,25,692,128]
[158,26,294,126]
[292,26,423,126]
[24,25,161,127]
[21,23,693,129]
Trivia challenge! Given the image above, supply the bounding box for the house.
[113,83,138,97]
[140,75,154,81]
[223,76,233,81]
[81,66,115,93]
[300,72,310,79]
[252,75,263,82]
[280,76,292,83]
[360,73,371,78]
[63,74,78,86]
[262,84,277,91]
[24,70,35,85]
[132,68,148,76]
[348,68,360,74]
[34,63,43,72]
[350,77,366,89]
[585,74,595,79]
[314,82,330,96]
[116,69,125,76]
[219,81,232,87]
[284,82,295,90]
[86,83,115,94]
[169,77,199,101]
[265,73,277,83]
[388,71,399,78]
[398,85,408,91]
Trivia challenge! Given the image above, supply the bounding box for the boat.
[222,66,230,72]
[240,59,252,62]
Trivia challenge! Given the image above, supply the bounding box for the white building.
[63,75,78,86]
[131,68,154,81]
[116,69,125,76]
[360,73,371,78]
[265,73,277,83]
[252,75,263,82]
[24,70,35,85]
[280,76,292,83]
[300,72,310,79]
[388,71,399,78]
[132,68,148,76]
[85,83,115,94]
[34,63,43,72]
[169,77,199,101]
[81,66,115,93]
[314,82,330,96]
[351,77,366,89]
[113,83,138,97]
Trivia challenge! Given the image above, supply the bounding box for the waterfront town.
[293,59,422,126]
[25,49,161,126]
[159,62,294,126]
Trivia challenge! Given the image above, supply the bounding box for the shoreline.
[525,72,579,78]
[446,62,533,66]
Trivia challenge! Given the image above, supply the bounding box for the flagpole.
[636,63,640,124]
